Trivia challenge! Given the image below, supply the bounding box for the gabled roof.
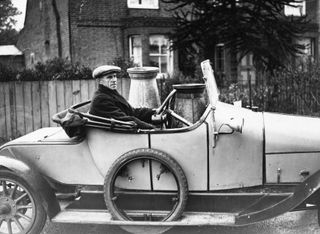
[0,45,23,56]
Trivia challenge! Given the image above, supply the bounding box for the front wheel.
[0,170,47,234]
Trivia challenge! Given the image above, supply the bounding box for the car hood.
[264,112,320,153]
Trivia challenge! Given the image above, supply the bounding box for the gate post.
[127,67,160,108]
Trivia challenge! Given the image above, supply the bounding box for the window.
[129,35,143,66]
[129,34,174,75]
[296,38,315,69]
[149,35,173,75]
[39,0,43,10]
[239,53,256,84]
[30,52,35,65]
[127,0,159,9]
[284,1,306,16]
[240,54,253,67]
[298,38,315,59]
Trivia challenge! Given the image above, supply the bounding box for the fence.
[220,70,320,117]
[270,75,320,116]
[0,78,130,141]
[2,72,320,141]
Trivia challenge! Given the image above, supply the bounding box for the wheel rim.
[0,178,36,234]
[109,156,182,222]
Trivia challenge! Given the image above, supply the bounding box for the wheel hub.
[0,204,11,215]
[0,197,17,219]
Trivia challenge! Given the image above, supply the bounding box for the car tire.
[0,170,47,234]
[104,148,188,222]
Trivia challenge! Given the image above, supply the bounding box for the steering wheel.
[155,89,192,128]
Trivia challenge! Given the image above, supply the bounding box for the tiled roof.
[0,45,23,56]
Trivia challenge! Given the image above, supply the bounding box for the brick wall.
[69,0,126,68]
[18,0,178,70]
[74,27,124,68]
[307,0,319,24]
[69,0,178,69]
[17,0,70,68]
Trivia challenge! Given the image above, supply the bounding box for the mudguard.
[236,169,320,225]
[0,148,60,219]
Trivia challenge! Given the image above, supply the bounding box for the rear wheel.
[0,170,47,234]
[104,148,188,222]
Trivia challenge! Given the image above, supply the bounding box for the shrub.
[220,61,320,116]
[0,58,92,82]
[0,63,17,81]
[112,57,135,79]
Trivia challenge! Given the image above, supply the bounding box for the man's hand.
[152,113,167,125]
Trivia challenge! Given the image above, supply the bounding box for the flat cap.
[92,65,121,79]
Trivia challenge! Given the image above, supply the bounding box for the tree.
[0,0,20,45]
[0,0,20,31]
[163,0,308,73]
[0,28,19,45]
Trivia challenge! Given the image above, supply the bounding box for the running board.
[52,210,237,226]
[236,170,320,225]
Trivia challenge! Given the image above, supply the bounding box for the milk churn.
[173,83,206,124]
[127,67,160,108]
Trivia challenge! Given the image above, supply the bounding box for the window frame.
[296,37,315,64]
[215,44,225,75]
[149,34,173,75]
[129,35,143,67]
[284,1,306,17]
[127,0,159,9]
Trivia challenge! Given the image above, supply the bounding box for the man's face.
[100,72,118,90]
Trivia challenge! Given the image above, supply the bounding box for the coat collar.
[98,84,118,95]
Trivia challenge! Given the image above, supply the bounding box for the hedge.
[0,57,139,82]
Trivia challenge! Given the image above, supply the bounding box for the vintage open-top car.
[0,60,320,234]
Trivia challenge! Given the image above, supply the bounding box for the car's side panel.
[7,140,104,185]
[150,124,208,191]
[264,113,320,153]
[210,102,263,190]
[264,113,320,183]
[87,128,149,180]
[266,153,320,183]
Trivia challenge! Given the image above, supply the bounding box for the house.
[0,45,24,70]
[17,0,178,77]
[17,0,320,82]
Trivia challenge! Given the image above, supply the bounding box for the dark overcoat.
[89,85,155,129]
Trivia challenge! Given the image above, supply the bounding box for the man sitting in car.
[89,65,157,129]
